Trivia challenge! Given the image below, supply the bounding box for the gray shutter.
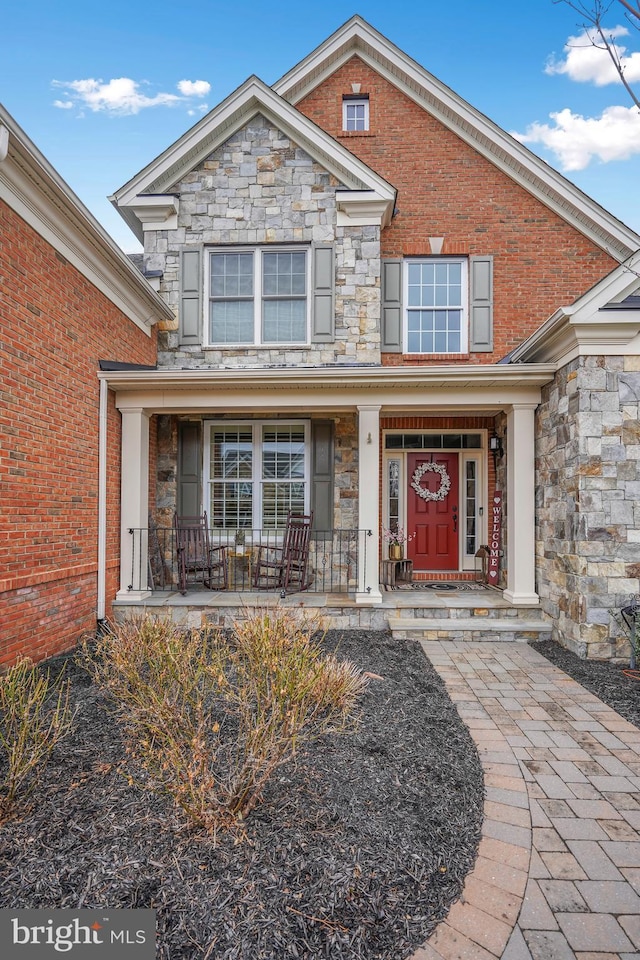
[310,420,334,538]
[177,421,202,517]
[180,248,202,346]
[311,244,334,342]
[469,255,493,352]
[381,259,402,352]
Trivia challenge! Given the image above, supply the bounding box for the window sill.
[402,353,471,362]
[338,131,376,138]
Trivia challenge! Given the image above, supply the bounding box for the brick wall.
[297,57,617,364]
[0,201,157,665]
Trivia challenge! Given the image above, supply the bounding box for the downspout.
[97,377,108,626]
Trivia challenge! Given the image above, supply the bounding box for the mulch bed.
[0,630,484,960]
[531,639,640,730]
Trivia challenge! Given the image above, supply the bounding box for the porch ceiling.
[101,363,556,415]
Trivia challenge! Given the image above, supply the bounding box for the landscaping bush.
[85,611,367,833]
[0,657,74,821]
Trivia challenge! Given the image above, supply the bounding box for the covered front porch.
[112,580,553,645]
[99,363,556,625]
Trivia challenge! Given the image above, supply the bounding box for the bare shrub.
[0,658,75,821]
[85,611,367,833]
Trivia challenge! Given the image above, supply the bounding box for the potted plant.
[382,526,414,560]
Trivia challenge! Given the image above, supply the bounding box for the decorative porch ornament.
[411,462,451,502]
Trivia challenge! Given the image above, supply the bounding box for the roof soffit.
[0,107,173,331]
[510,253,640,363]
[274,16,640,261]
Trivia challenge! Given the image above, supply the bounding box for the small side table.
[381,558,413,588]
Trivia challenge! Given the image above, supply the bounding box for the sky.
[2,0,640,253]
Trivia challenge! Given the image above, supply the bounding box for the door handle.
[452,506,458,532]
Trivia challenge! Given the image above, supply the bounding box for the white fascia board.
[111,77,395,216]
[511,254,640,363]
[274,17,640,260]
[0,106,173,333]
[99,361,556,397]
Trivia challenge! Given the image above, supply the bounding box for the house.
[7,15,638,664]
[104,16,640,659]
[0,105,174,666]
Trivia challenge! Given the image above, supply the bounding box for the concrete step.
[388,616,552,642]
[398,605,548,621]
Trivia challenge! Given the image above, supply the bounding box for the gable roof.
[273,15,640,262]
[509,251,640,365]
[0,104,173,333]
[110,75,396,241]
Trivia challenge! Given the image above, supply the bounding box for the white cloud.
[513,104,640,170]
[51,77,211,115]
[177,79,210,97]
[546,26,640,86]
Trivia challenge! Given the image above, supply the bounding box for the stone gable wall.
[144,115,381,369]
[536,355,640,659]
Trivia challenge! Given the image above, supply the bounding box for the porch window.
[405,259,467,354]
[208,248,308,345]
[465,460,478,556]
[206,421,309,530]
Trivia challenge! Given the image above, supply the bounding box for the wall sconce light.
[367,432,373,444]
[489,433,503,467]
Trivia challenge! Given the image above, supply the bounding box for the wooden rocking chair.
[252,511,313,593]
[174,512,228,594]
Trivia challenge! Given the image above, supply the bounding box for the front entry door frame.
[383,432,486,573]
[407,452,459,571]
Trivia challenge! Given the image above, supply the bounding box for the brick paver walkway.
[410,641,640,960]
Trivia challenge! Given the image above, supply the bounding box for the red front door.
[407,453,459,571]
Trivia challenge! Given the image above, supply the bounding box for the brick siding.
[297,56,617,364]
[0,201,157,665]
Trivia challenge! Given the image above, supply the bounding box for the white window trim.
[205,246,311,348]
[403,257,469,355]
[342,98,369,132]
[203,419,311,535]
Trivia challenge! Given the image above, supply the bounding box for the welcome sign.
[488,491,502,587]
[0,909,155,958]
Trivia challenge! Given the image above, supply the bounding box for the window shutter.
[469,255,493,352]
[381,259,402,352]
[177,421,202,516]
[180,248,202,345]
[311,420,334,537]
[311,244,334,342]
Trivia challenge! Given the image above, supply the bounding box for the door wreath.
[411,462,451,502]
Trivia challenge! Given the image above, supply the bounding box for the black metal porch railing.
[126,526,367,595]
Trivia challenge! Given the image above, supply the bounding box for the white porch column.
[503,403,539,606]
[357,405,382,604]
[118,407,151,599]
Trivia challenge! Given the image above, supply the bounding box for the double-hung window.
[405,258,468,354]
[342,97,369,131]
[208,248,309,345]
[205,421,309,531]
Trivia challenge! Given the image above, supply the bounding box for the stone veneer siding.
[143,115,382,369]
[536,355,640,659]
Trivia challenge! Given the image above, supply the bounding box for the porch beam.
[357,405,383,604]
[118,407,151,599]
[503,403,539,606]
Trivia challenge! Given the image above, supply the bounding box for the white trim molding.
[0,105,173,334]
